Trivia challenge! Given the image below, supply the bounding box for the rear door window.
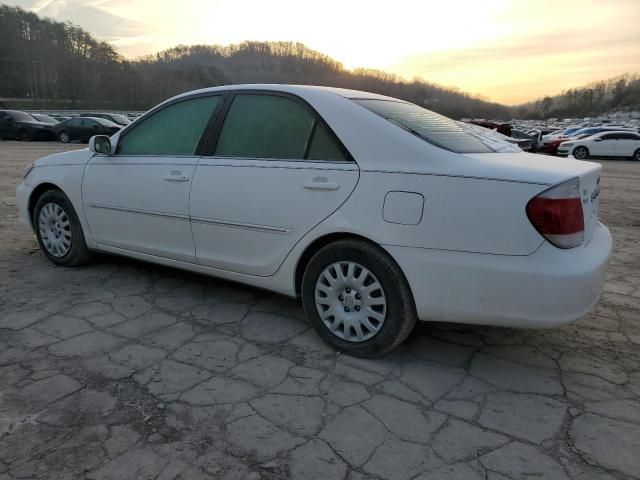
[214,94,347,161]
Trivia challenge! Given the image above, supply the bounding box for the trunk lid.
[463,152,601,245]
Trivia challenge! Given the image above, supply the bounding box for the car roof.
[592,130,639,136]
[170,84,403,102]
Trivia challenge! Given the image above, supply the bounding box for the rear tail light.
[526,178,584,249]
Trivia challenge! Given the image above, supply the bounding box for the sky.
[9,0,640,105]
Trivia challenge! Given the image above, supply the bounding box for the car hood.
[461,151,600,186]
[34,148,92,167]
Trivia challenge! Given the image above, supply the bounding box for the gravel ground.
[1,141,639,480]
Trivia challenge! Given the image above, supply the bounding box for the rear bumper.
[385,222,612,328]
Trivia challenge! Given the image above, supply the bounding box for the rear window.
[353,99,510,154]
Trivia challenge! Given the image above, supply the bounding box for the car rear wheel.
[18,130,31,141]
[33,190,92,267]
[59,131,70,143]
[301,239,417,357]
[573,146,589,159]
[633,149,640,162]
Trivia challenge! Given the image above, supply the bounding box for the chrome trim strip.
[88,204,190,221]
[89,204,290,233]
[190,216,291,234]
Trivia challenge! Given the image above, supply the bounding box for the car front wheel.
[34,190,92,267]
[18,130,31,141]
[301,239,417,357]
[59,131,70,143]
[573,146,589,159]
[633,149,640,162]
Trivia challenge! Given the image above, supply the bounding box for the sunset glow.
[11,0,640,104]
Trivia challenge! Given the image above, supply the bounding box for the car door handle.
[303,177,339,191]
[164,171,190,182]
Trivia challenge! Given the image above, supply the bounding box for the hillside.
[1,4,638,119]
[515,73,640,119]
[0,5,509,118]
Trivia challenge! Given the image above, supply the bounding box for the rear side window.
[618,133,640,140]
[117,95,220,155]
[307,123,347,161]
[354,99,498,154]
[215,94,346,161]
[600,133,618,140]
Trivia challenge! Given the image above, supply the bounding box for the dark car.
[0,110,56,141]
[80,112,131,127]
[468,120,512,136]
[55,117,121,143]
[511,128,542,151]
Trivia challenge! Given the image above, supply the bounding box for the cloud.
[8,0,149,42]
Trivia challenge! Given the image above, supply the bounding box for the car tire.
[18,130,31,141]
[33,190,92,267]
[59,131,70,143]
[301,239,417,357]
[633,149,640,162]
[573,146,589,160]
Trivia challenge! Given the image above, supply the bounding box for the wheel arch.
[573,145,589,156]
[28,182,64,223]
[293,232,386,296]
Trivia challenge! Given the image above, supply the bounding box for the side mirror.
[89,135,112,155]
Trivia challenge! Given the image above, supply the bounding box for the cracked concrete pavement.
[1,142,639,479]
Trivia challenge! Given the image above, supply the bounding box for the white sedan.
[558,130,640,160]
[16,85,612,357]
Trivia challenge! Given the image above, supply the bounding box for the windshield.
[109,114,131,125]
[31,114,58,124]
[92,118,119,127]
[353,99,517,154]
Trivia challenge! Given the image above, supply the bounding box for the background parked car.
[80,112,131,126]
[558,131,640,160]
[510,128,541,151]
[541,126,635,155]
[0,110,56,141]
[55,117,121,143]
[29,113,59,124]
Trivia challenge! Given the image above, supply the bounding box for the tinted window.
[7,111,33,122]
[354,99,498,154]
[307,122,347,161]
[69,118,82,127]
[118,95,220,155]
[216,94,315,159]
[599,133,618,140]
[617,133,640,140]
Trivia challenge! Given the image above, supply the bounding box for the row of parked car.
[0,110,134,143]
[465,120,640,161]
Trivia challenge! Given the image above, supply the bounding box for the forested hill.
[0,4,509,118]
[1,4,638,118]
[514,73,640,119]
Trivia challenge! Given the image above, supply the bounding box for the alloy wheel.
[573,147,588,159]
[314,261,387,342]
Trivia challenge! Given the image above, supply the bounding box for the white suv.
[558,131,640,160]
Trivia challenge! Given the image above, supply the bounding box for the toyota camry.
[16,85,612,357]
